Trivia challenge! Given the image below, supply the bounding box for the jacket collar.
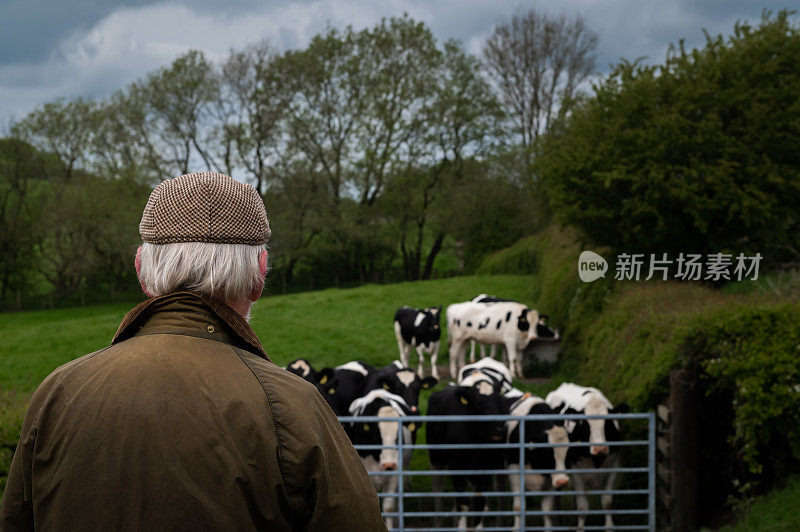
[112,291,270,361]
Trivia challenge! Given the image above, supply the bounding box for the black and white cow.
[348,389,415,530]
[366,361,438,413]
[427,382,508,530]
[447,300,538,379]
[315,361,378,416]
[457,357,514,394]
[393,306,442,379]
[468,295,559,363]
[504,392,570,531]
[545,383,630,531]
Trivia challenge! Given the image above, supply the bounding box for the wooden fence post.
[669,368,699,531]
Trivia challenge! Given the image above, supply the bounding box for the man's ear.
[135,246,154,298]
[248,250,269,302]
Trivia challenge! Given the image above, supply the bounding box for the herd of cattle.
[284,295,631,530]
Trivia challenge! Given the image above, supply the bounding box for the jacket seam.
[33,346,112,427]
[226,345,300,517]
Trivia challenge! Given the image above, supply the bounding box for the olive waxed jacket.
[0,292,386,532]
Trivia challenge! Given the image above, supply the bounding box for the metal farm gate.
[338,412,656,531]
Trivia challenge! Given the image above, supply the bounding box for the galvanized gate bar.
[341,411,656,531]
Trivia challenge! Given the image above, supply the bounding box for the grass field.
[0,274,538,393]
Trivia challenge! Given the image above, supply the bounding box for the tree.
[538,10,800,263]
[482,9,597,151]
[140,50,220,177]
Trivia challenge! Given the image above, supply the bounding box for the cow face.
[565,399,629,458]
[535,314,559,339]
[515,308,539,348]
[378,369,437,412]
[455,384,507,442]
[423,307,442,339]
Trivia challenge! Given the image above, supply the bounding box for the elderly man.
[0,172,386,531]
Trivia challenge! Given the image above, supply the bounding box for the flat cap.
[140,171,270,245]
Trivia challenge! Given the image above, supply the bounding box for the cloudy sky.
[0,0,795,123]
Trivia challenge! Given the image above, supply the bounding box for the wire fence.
[337,412,656,531]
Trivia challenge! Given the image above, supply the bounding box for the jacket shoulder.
[230,347,385,530]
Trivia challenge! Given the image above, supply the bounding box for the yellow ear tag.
[422,383,430,389]
[383,383,390,390]
[408,423,416,431]
[363,424,370,431]
[319,375,328,384]
[523,392,532,398]
[460,396,468,405]
[328,388,336,395]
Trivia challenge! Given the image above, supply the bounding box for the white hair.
[138,242,266,303]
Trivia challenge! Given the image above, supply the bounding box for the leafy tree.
[538,10,800,263]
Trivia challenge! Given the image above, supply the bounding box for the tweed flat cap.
[140,171,270,245]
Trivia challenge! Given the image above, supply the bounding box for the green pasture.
[0,274,537,394]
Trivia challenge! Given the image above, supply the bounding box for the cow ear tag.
[363,424,370,431]
[383,383,390,390]
[408,423,416,431]
[523,392,531,398]
[460,396,468,405]
[328,388,336,395]
[319,375,328,384]
[422,382,430,389]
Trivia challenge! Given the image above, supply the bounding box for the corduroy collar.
[112,291,270,361]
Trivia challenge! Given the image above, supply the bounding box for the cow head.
[285,358,316,381]
[377,368,437,413]
[423,306,442,339]
[535,314,559,340]
[349,391,413,470]
[564,397,629,458]
[515,308,539,348]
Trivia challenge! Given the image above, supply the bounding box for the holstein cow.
[545,383,630,531]
[366,361,438,413]
[447,300,538,379]
[393,306,442,379]
[504,392,570,531]
[348,389,415,530]
[468,295,559,363]
[427,381,508,530]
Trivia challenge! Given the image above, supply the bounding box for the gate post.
[670,369,699,531]
[397,419,405,532]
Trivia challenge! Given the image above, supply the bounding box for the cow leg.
[431,466,445,528]
[471,475,491,530]
[430,341,440,380]
[602,456,620,531]
[505,342,518,379]
[469,340,476,363]
[542,493,555,530]
[382,473,399,530]
[488,344,497,359]
[394,323,407,365]
[451,474,470,531]
[416,345,426,377]
[449,341,465,380]
[479,343,487,360]
[507,464,523,531]
[573,473,589,531]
